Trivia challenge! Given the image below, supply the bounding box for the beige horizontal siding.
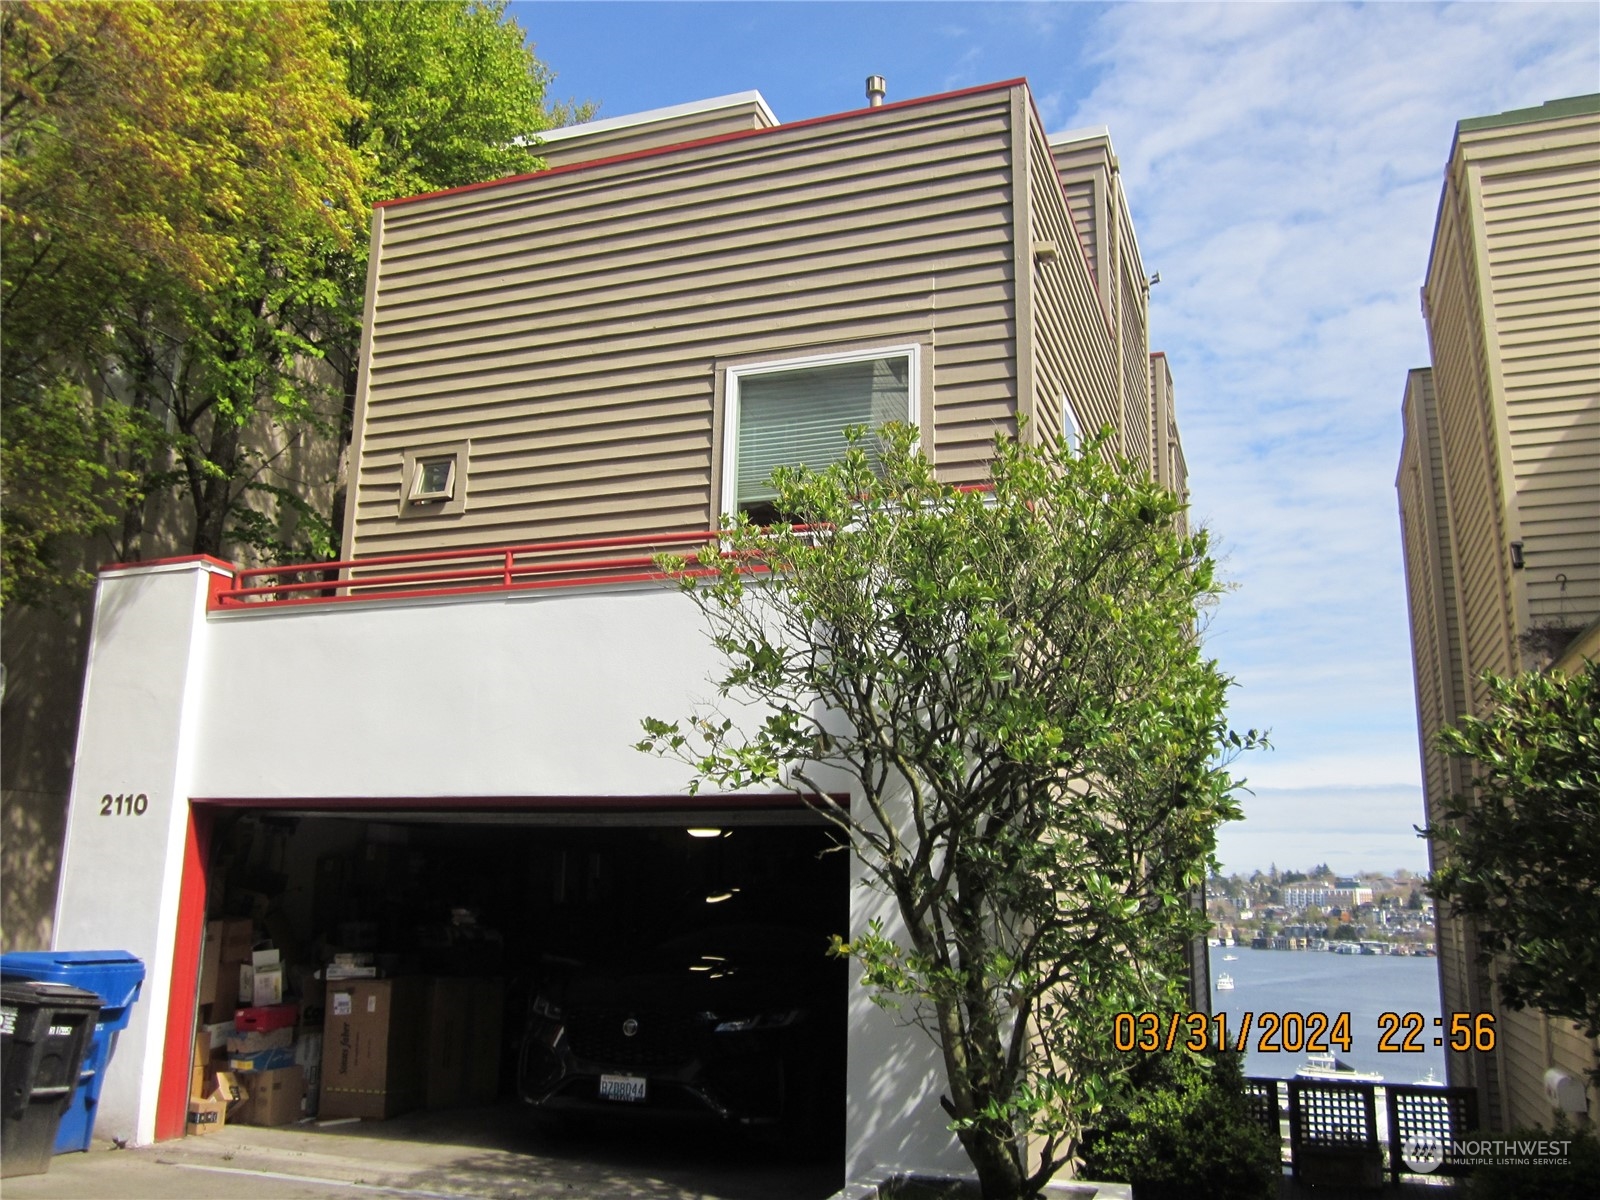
[1119,249,1151,471]
[1415,103,1600,1117]
[1477,121,1600,629]
[1061,178,1098,284]
[349,88,1023,559]
[1047,136,1109,298]
[1028,122,1117,453]
[1398,441,1443,799]
[1425,189,1517,701]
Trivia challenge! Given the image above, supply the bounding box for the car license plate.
[599,1074,646,1103]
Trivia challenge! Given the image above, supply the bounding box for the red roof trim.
[374,78,1028,210]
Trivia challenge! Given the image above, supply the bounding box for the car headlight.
[715,1009,801,1033]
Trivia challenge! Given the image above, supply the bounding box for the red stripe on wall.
[155,805,212,1140]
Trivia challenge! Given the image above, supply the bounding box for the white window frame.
[719,343,922,519]
[400,441,470,517]
[410,457,457,503]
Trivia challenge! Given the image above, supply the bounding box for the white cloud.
[1043,2,1599,787]
[1215,784,1433,875]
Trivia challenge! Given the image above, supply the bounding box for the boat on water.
[1215,972,1235,991]
[1222,953,1238,961]
[1295,1053,1385,1083]
[1414,1068,1444,1086]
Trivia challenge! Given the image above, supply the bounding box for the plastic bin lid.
[0,979,103,1009]
[0,951,145,1009]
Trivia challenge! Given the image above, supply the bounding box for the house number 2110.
[100,793,149,816]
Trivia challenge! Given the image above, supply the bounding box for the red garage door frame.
[154,792,847,1141]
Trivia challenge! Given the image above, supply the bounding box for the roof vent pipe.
[866,76,886,107]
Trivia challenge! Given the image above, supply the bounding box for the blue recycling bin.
[0,951,145,1153]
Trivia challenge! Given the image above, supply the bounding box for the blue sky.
[508,2,1600,874]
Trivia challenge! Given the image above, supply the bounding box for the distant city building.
[1281,886,1331,908]
[1281,885,1371,909]
[1397,93,1600,1130]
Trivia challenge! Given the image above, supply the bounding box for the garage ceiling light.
[687,828,723,838]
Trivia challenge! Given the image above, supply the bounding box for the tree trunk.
[958,1122,1027,1199]
[190,414,240,556]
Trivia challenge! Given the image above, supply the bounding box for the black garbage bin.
[1,981,102,1178]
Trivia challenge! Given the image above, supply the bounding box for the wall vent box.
[318,978,427,1120]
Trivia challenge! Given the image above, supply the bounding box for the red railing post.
[504,548,514,587]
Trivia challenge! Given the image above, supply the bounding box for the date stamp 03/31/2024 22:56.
[1113,1011,1498,1056]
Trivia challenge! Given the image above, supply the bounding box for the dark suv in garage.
[517,923,840,1138]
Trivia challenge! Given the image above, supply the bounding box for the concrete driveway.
[3,1105,843,1200]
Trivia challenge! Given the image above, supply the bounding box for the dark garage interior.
[191,807,850,1196]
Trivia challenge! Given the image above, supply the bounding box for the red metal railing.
[208,486,992,612]
[210,529,730,611]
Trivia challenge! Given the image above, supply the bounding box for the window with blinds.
[730,351,913,515]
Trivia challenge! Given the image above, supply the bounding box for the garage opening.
[188,802,849,1196]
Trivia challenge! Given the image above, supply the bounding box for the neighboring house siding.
[1046,129,1153,469]
[348,88,1023,560]
[1027,120,1116,448]
[1424,183,1518,705]
[1060,178,1098,284]
[1048,134,1111,313]
[1473,125,1600,628]
[1405,95,1600,1132]
[1397,368,1480,1099]
[1118,228,1151,472]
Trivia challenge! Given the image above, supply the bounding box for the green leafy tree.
[639,427,1259,1199]
[1,0,363,601]
[1079,1049,1279,1200]
[2,1,574,596]
[1426,661,1600,1044]
[108,0,566,567]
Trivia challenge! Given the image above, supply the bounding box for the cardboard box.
[318,977,426,1121]
[425,978,504,1109]
[252,964,284,1006]
[190,1032,212,1100]
[229,1046,296,1073]
[236,1004,298,1033]
[199,918,252,1005]
[187,1095,227,1135]
[465,978,504,1104]
[210,1070,248,1105]
[227,1025,293,1055]
[424,978,468,1110]
[233,1065,304,1127]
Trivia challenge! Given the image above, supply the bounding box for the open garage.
[188,800,849,1196]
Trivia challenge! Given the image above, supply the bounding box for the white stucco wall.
[53,561,225,1145]
[56,561,967,1180]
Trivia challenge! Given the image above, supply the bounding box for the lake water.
[1209,946,1446,1082]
